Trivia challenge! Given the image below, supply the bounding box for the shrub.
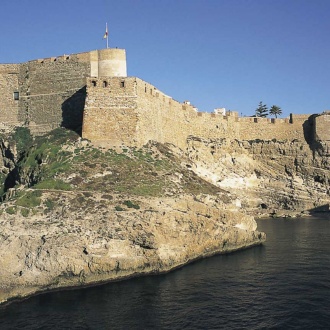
[115,205,124,211]
[123,200,140,209]
[11,127,33,156]
[21,208,30,217]
[44,199,55,210]
[5,207,16,215]
[16,190,42,208]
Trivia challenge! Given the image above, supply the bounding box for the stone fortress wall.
[0,64,20,126]
[0,47,329,147]
[83,76,313,149]
[0,49,126,134]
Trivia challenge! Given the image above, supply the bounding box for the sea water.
[1,215,330,329]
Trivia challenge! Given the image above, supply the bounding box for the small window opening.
[13,91,19,100]
[103,81,108,87]
[254,117,258,123]
[91,80,97,87]
[145,85,147,93]
[120,81,125,88]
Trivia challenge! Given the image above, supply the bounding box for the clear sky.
[1,0,329,117]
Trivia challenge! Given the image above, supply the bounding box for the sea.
[1,214,330,329]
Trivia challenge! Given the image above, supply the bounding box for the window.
[91,80,97,87]
[13,91,19,100]
[103,81,108,87]
[120,81,125,88]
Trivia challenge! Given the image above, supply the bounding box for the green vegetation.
[123,200,140,209]
[269,105,282,118]
[5,206,16,215]
[0,127,222,214]
[21,208,30,217]
[16,190,42,208]
[11,127,33,156]
[34,179,71,191]
[255,101,268,117]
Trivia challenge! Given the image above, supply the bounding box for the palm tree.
[269,105,282,118]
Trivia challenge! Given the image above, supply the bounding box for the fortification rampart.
[82,77,311,149]
[314,112,330,141]
[0,64,20,125]
[0,49,126,134]
[0,48,325,148]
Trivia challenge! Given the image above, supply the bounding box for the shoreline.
[0,234,265,307]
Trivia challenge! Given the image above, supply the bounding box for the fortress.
[0,48,329,149]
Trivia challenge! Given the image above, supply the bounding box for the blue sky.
[1,0,329,117]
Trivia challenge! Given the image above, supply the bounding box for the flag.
[103,23,108,39]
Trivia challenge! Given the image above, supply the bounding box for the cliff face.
[0,128,265,304]
[0,193,264,304]
[185,137,330,216]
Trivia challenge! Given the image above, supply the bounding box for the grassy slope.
[0,128,224,216]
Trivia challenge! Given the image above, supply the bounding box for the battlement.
[0,48,326,148]
[81,76,315,148]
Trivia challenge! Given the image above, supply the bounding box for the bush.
[11,127,33,156]
[16,190,42,208]
[21,208,30,217]
[123,200,140,209]
[5,207,16,215]
[44,199,55,210]
[115,205,124,211]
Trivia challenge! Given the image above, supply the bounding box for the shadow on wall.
[61,86,86,135]
[302,114,323,155]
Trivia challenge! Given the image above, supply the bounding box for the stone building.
[0,47,329,147]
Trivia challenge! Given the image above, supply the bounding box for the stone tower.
[90,49,127,78]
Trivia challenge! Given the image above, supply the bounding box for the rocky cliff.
[184,136,330,216]
[0,128,265,304]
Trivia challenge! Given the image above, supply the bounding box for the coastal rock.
[184,137,330,216]
[0,193,265,304]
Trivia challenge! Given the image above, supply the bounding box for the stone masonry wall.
[0,64,20,125]
[314,112,330,141]
[82,77,139,146]
[18,54,91,134]
[82,77,311,149]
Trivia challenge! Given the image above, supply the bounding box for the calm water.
[1,215,330,329]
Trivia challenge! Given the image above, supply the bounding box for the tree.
[255,101,268,117]
[269,105,282,118]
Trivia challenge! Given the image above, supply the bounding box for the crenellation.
[0,47,327,147]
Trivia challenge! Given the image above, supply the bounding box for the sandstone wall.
[82,77,312,148]
[0,49,127,135]
[238,115,308,141]
[0,64,20,125]
[82,77,139,146]
[135,79,240,149]
[17,54,91,134]
[314,112,330,141]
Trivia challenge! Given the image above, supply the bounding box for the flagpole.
[106,22,109,49]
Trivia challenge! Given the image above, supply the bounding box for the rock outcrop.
[0,128,265,304]
[0,193,264,304]
[184,136,330,216]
